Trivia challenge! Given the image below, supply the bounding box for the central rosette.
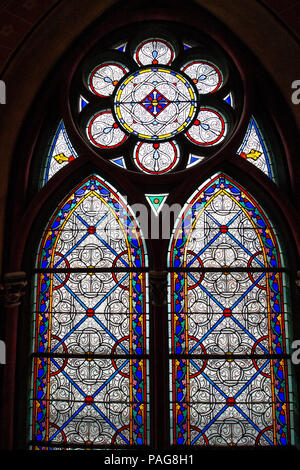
[114,67,197,141]
[141,89,170,116]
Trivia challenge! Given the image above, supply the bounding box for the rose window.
[28,18,294,450]
[114,67,197,140]
[76,33,236,175]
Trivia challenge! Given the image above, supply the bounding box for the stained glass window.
[134,39,176,66]
[87,110,128,149]
[168,173,294,446]
[238,117,276,182]
[224,93,234,107]
[76,30,234,176]
[27,18,297,452]
[134,142,180,174]
[187,154,205,169]
[88,63,129,97]
[79,96,89,112]
[185,108,227,146]
[181,60,223,95]
[42,120,78,186]
[30,175,149,449]
[145,193,169,216]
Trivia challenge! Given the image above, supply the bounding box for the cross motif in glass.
[140,89,170,117]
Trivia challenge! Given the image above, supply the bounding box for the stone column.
[0,272,27,450]
[149,270,169,450]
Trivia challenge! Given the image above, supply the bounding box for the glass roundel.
[87,110,128,148]
[181,61,222,94]
[89,63,129,97]
[134,141,180,174]
[185,108,226,146]
[134,39,175,66]
[80,32,232,175]
[114,67,197,141]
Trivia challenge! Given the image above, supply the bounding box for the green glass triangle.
[145,193,168,216]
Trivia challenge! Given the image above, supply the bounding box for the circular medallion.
[181,61,222,94]
[185,108,226,146]
[134,141,179,174]
[89,63,128,97]
[87,110,128,148]
[135,39,175,66]
[114,67,197,141]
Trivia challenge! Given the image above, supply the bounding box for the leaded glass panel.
[168,174,293,446]
[75,27,235,176]
[238,117,275,182]
[42,120,78,186]
[30,175,149,449]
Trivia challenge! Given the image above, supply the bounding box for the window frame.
[5,4,299,452]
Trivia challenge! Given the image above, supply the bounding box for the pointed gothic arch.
[0,0,299,454]
[31,174,149,449]
[168,172,293,446]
